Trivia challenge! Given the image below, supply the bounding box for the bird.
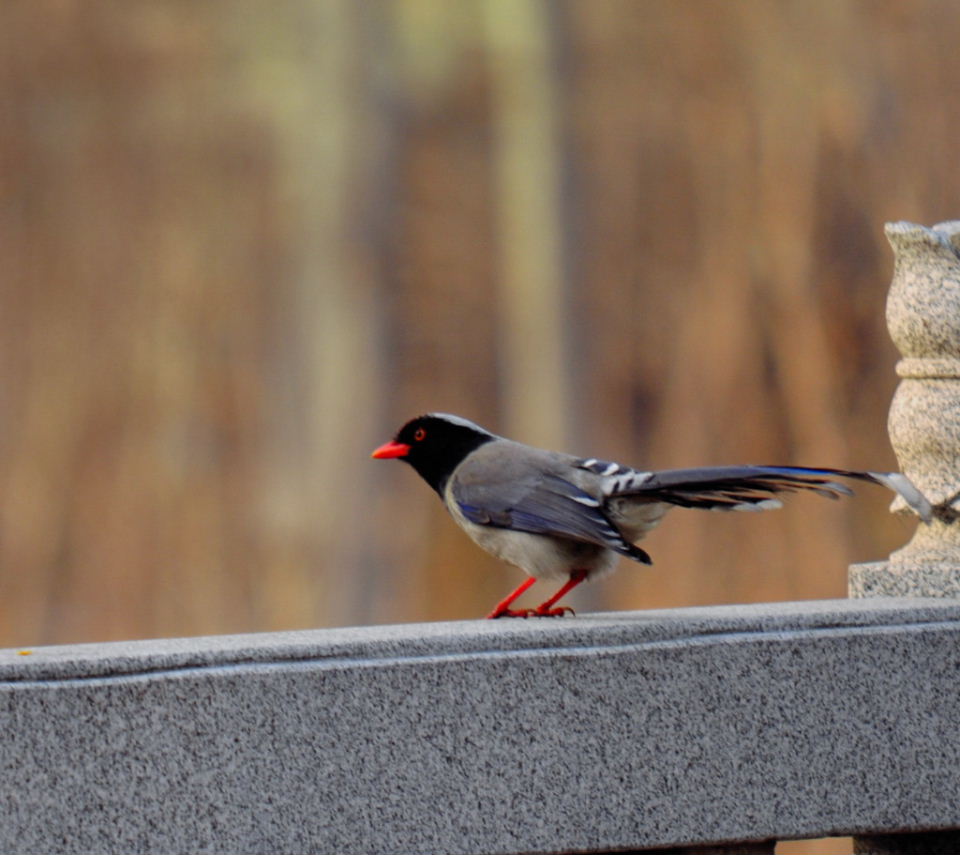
[371,413,932,619]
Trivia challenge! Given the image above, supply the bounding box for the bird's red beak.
[371,440,411,459]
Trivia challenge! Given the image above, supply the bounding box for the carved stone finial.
[849,220,960,598]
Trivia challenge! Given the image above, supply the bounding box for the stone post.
[849,220,960,598]
[849,221,960,855]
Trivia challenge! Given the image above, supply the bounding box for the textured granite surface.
[850,558,960,598]
[3,599,960,855]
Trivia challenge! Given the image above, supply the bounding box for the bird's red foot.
[487,607,535,619]
[485,572,585,619]
[486,605,576,619]
[532,605,576,617]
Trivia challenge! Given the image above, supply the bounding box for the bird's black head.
[371,413,496,495]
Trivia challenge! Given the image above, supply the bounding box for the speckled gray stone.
[850,219,960,598]
[2,599,960,854]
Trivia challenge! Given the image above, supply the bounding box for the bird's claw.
[486,606,575,619]
[533,605,576,617]
[487,608,534,619]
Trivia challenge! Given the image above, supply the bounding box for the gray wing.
[451,458,652,564]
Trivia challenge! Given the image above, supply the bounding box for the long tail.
[606,465,933,523]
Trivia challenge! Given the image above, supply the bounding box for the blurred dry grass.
[0,0,956,654]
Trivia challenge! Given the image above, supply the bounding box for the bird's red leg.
[532,569,588,617]
[486,576,537,619]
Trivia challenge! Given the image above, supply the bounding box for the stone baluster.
[849,220,960,855]
[849,220,960,599]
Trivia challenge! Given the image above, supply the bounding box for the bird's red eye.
[414,427,427,441]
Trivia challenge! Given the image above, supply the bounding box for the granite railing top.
[4,597,959,683]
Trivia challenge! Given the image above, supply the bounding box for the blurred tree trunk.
[485,0,574,451]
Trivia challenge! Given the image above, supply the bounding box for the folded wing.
[453,472,652,563]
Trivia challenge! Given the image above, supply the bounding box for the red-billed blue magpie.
[372,414,932,618]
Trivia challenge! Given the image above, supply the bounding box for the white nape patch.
[602,462,620,476]
[571,495,601,507]
[426,413,493,435]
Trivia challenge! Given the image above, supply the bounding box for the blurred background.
[1,0,956,650]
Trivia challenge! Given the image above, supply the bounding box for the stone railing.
[2,221,959,855]
[850,220,960,599]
